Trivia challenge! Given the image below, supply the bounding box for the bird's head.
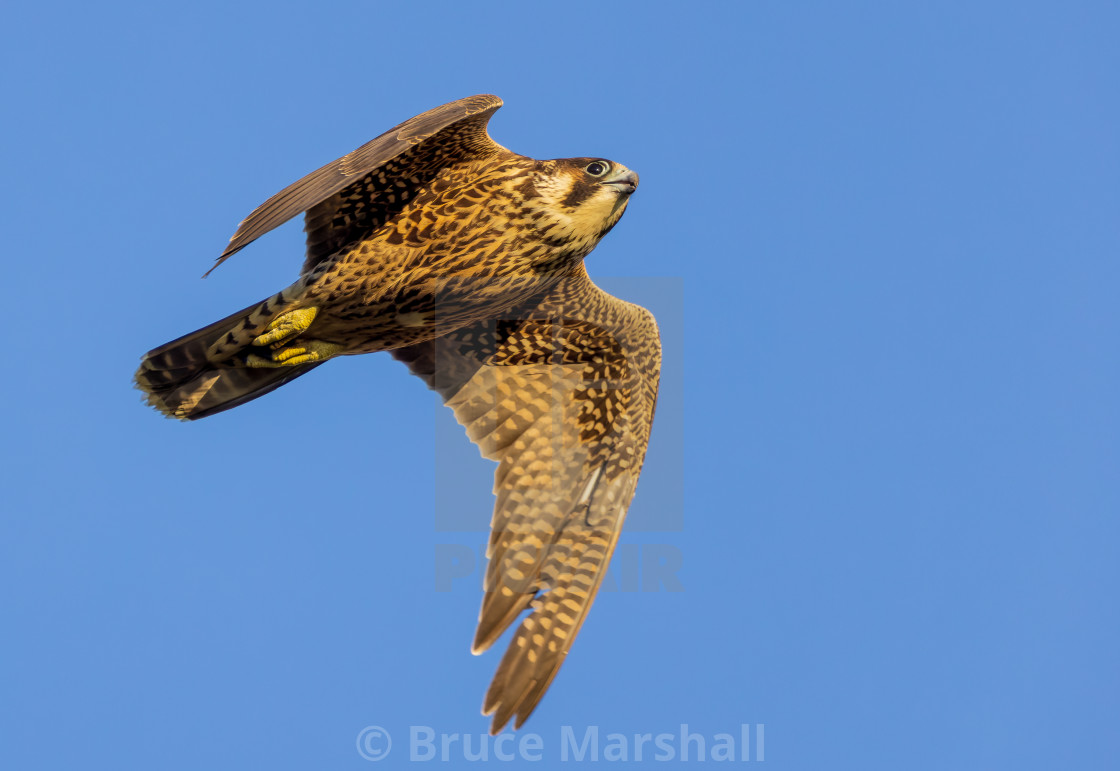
[524,158,639,257]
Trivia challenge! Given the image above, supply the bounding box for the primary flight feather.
[135,94,661,733]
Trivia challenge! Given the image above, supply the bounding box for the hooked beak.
[602,167,639,195]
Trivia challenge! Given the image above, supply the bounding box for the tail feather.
[135,296,322,421]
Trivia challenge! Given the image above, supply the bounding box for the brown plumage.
[134,95,661,733]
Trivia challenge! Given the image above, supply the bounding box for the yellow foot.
[253,307,320,348]
[246,339,344,368]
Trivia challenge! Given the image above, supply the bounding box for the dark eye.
[585,160,610,177]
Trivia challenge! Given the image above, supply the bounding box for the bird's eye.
[585,161,610,177]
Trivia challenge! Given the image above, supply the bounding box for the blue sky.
[2,1,1117,768]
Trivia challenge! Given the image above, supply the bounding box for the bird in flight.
[135,94,661,734]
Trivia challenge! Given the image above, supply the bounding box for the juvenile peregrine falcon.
[135,95,661,734]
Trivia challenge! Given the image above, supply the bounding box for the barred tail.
[134,295,321,421]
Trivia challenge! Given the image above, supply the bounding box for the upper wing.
[204,94,505,276]
[392,269,661,734]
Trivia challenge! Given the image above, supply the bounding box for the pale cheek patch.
[530,174,625,249]
[534,174,575,208]
[567,190,620,235]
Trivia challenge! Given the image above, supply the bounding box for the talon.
[275,353,318,366]
[246,339,343,368]
[253,307,320,347]
[273,346,307,363]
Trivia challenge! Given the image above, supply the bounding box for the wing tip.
[482,675,547,736]
[461,93,503,112]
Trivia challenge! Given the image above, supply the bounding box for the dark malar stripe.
[560,179,596,209]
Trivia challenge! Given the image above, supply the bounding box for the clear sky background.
[2,1,1117,768]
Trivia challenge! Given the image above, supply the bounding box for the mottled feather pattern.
[135,95,660,734]
[302,120,507,273]
[395,269,660,732]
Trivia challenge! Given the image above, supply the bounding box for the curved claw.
[246,339,343,368]
[253,307,320,348]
